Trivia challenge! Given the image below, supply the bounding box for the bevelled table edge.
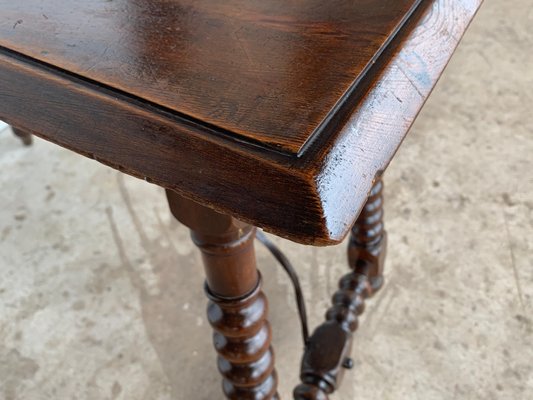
[307,0,485,244]
[0,0,483,246]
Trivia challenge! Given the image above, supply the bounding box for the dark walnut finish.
[166,190,279,400]
[0,0,483,245]
[294,179,387,399]
[0,0,422,154]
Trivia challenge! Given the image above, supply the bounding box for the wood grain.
[0,0,421,154]
[0,0,483,245]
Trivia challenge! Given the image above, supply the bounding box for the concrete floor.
[1,1,532,399]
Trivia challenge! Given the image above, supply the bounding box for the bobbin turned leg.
[11,127,33,146]
[347,177,387,292]
[166,190,279,400]
[293,178,387,400]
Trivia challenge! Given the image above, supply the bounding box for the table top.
[0,0,421,155]
[0,0,483,245]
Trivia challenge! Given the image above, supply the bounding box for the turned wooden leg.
[166,190,279,400]
[11,127,33,146]
[347,177,387,292]
[293,178,387,400]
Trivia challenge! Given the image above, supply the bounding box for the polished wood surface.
[0,0,483,245]
[166,191,278,399]
[0,0,421,154]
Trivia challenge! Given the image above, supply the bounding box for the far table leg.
[293,178,387,400]
[166,191,279,400]
[11,127,33,146]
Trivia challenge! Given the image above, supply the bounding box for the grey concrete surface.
[1,1,532,399]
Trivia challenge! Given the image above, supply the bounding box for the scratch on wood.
[397,64,425,99]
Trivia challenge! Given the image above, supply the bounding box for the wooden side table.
[0,0,483,398]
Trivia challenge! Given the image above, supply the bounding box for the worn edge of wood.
[296,0,424,156]
[304,0,484,242]
[0,0,483,245]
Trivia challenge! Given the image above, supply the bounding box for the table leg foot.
[11,127,33,146]
[166,190,279,400]
[293,178,387,399]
